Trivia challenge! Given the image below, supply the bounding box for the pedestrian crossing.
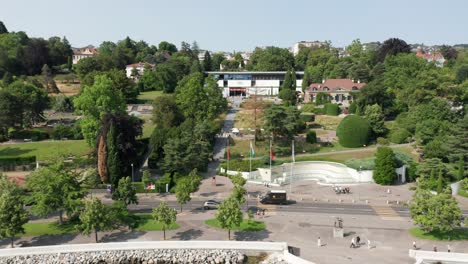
[371,205,402,221]
[257,204,278,216]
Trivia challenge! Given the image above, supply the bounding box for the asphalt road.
[125,199,415,217]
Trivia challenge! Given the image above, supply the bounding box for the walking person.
[356,236,361,247]
[433,245,437,252]
[413,241,417,250]
[367,239,371,249]
[350,237,355,248]
[447,245,451,253]
[317,237,321,247]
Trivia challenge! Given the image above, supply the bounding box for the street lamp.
[131,163,134,182]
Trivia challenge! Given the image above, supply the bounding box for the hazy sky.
[1,0,466,52]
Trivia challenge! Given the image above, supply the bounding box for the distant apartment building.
[125,62,155,79]
[416,47,445,67]
[206,71,304,97]
[292,41,326,55]
[72,45,98,64]
[304,79,365,107]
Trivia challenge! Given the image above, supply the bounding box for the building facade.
[416,47,445,67]
[125,62,155,79]
[206,71,304,97]
[292,41,326,55]
[72,45,97,64]
[304,79,365,106]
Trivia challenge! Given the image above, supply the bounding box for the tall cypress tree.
[437,168,444,194]
[106,124,121,186]
[203,51,212,71]
[0,21,8,34]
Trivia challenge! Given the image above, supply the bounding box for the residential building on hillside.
[292,41,326,55]
[206,71,304,97]
[304,79,365,106]
[125,62,155,80]
[72,45,97,64]
[416,47,445,67]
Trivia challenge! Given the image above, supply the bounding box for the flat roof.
[206,71,304,75]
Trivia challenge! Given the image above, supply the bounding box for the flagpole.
[290,139,294,194]
[249,140,252,180]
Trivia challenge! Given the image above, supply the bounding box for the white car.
[203,200,220,210]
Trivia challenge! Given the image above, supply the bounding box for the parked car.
[203,200,220,210]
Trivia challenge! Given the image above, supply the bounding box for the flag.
[227,142,231,161]
[270,141,275,161]
[292,140,295,163]
[249,141,255,158]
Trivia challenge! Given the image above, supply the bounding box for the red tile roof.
[126,62,155,68]
[307,79,365,92]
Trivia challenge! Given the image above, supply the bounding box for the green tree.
[152,95,184,129]
[377,38,411,62]
[78,198,115,243]
[174,177,192,212]
[410,188,461,233]
[336,115,371,148]
[278,69,297,105]
[158,41,177,54]
[74,75,126,146]
[26,159,84,224]
[211,53,226,71]
[436,168,445,194]
[106,123,121,185]
[142,170,153,187]
[373,147,397,185]
[203,51,213,71]
[264,105,302,140]
[112,177,138,207]
[215,196,243,240]
[0,21,8,34]
[247,46,294,71]
[151,201,177,240]
[0,176,29,247]
[363,104,386,137]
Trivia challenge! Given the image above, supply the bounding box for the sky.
[0,0,467,52]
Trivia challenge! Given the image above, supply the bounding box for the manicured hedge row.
[0,156,36,167]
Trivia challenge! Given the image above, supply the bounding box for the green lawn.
[133,213,180,231]
[409,227,468,241]
[0,140,91,161]
[23,221,77,237]
[205,219,266,231]
[137,90,164,103]
[139,114,155,139]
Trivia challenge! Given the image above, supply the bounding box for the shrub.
[373,147,397,185]
[349,102,357,114]
[300,113,315,123]
[306,130,317,144]
[336,115,370,148]
[9,129,49,141]
[377,137,389,145]
[0,156,36,170]
[389,128,412,144]
[345,158,375,170]
[325,103,339,116]
[301,103,315,113]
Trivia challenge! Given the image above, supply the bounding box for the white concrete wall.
[247,87,272,95]
[409,249,468,263]
[217,80,224,87]
[296,80,303,88]
[228,80,251,87]
[0,241,315,264]
[255,80,280,87]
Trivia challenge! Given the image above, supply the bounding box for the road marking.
[371,205,403,221]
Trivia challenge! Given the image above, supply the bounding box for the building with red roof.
[72,45,98,64]
[304,79,365,106]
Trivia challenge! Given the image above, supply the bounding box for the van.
[260,190,287,205]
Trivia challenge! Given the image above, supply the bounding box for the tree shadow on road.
[100,230,146,242]
[199,192,219,197]
[234,229,271,241]
[17,233,78,247]
[171,229,204,240]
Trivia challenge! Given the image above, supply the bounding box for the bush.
[373,147,397,185]
[389,128,412,144]
[300,113,315,123]
[349,102,357,114]
[9,129,49,141]
[306,130,317,144]
[131,182,157,193]
[220,159,270,171]
[336,115,370,148]
[377,137,389,145]
[301,103,316,113]
[0,156,36,169]
[325,103,339,116]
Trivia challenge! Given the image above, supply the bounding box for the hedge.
[9,129,50,141]
[336,115,370,148]
[0,156,36,167]
[306,130,317,144]
[220,159,269,172]
[325,103,339,116]
[349,102,357,114]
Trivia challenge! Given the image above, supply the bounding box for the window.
[323,87,329,91]
[352,86,359,91]
[312,87,318,91]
